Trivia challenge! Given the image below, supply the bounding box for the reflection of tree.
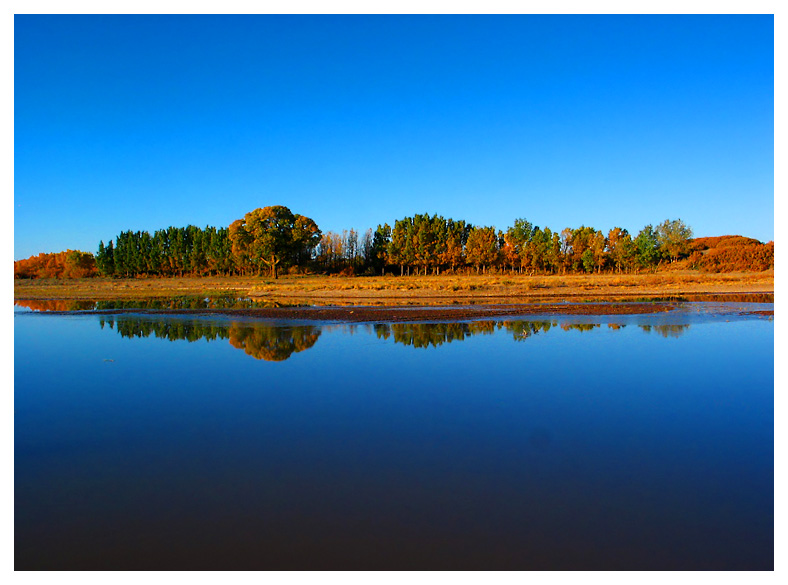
[374,321,498,348]
[372,320,688,347]
[228,324,320,361]
[639,324,690,338]
[500,320,554,341]
[16,296,302,312]
[95,296,265,311]
[97,316,691,359]
[560,323,600,332]
[15,299,96,312]
[103,317,320,361]
[105,317,231,342]
[374,320,558,347]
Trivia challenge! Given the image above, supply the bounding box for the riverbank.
[13,270,774,304]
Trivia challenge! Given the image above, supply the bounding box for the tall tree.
[507,218,533,272]
[656,218,693,263]
[96,240,115,276]
[607,227,634,273]
[465,226,499,273]
[228,206,321,278]
[634,224,661,270]
[370,224,391,274]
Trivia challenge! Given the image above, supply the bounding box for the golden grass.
[14,270,773,305]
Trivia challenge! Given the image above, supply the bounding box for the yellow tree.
[465,226,499,274]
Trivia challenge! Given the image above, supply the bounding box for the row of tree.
[15,205,773,279]
[95,225,234,277]
[382,215,699,276]
[90,206,699,278]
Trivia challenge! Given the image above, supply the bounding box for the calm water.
[14,305,774,570]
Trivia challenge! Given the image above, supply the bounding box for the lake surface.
[14,304,774,570]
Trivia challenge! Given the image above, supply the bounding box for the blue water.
[14,308,774,569]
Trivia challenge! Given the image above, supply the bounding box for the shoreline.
[14,272,774,322]
[14,301,774,323]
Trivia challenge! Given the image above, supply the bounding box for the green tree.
[96,240,115,276]
[388,218,416,275]
[504,218,533,273]
[656,218,693,263]
[634,224,661,270]
[581,249,595,273]
[371,223,391,274]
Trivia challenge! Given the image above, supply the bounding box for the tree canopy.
[228,206,321,278]
[18,206,774,280]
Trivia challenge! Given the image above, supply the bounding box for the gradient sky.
[14,14,774,260]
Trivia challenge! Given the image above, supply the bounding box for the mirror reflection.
[95,316,690,361]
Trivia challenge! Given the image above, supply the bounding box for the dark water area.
[14,306,774,570]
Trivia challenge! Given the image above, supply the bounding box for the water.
[14,306,774,570]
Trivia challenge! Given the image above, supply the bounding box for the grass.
[13,270,774,305]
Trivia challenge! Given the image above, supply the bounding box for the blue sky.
[14,14,774,259]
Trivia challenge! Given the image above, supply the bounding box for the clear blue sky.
[14,14,774,259]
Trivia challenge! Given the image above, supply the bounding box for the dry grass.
[14,270,774,305]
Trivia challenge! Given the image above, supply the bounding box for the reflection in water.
[15,296,305,312]
[627,293,774,303]
[103,316,230,342]
[561,323,599,332]
[639,324,691,338]
[102,316,321,362]
[97,316,691,361]
[14,292,775,313]
[227,323,320,361]
[373,321,559,348]
[374,321,499,348]
[16,299,99,312]
[14,311,772,571]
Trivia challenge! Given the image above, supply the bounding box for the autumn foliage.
[687,236,774,272]
[17,209,774,279]
[14,250,97,279]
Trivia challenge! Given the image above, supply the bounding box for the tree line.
[92,206,696,278]
[14,204,774,279]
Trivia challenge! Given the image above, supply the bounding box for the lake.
[14,303,774,570]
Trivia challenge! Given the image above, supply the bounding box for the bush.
[14,250,98,279]
[687,237,773,272]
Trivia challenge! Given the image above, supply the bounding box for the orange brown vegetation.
[14,251,98,279]
[686,236,774,272]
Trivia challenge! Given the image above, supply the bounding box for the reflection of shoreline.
[371,321,691,348]
[13,295,774,322]
[95,316,695,361]
[15,297,304,312]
